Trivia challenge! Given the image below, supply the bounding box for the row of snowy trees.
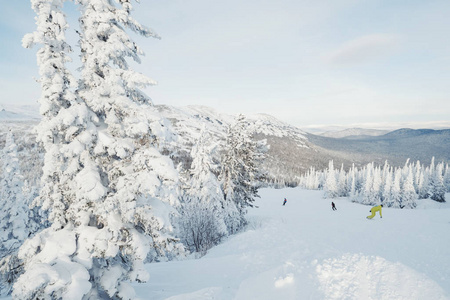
[0,115,266,297]
[299,158,449,208]
[0,1,265,299]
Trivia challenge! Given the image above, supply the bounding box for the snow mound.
[316,253,447,300]
[416,198,450,209]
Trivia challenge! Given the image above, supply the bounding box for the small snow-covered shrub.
[178,201,226,255]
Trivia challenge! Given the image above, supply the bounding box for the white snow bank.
[316,253,447,300]
[2,188,449,299]
[416,196,450,209]
[132,188,450,300]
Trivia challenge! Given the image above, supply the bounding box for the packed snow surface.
[135,188,450,300]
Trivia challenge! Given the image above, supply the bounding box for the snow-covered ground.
[135,188,450,300]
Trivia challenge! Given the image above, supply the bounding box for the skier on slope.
[283,198,287,206]
[367,204,383,219]
[331,202,337,211]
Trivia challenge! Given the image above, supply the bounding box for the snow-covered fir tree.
[414,160,422,194]
[178,127,227,254]
[382,167,393,204]
[337,164,348,197]
[348,164,358,201]
[220,115,265,233]
[0,132,36,254]
[400,167,418,208]
[429,161,446,202]
[303,167,321,190]
[372,166,383,205]
[361,163,375,205]
[15,0,182,299]
[417,165,430,199]
[390,169,403,208]
[0,132,41,296]
[323,160,338,198]
[444,164,450,193]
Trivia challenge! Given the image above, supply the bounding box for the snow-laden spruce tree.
[178,128,227,254]
[382,167,393,204]
[16,0,103,297]
[337,164,348,197]
[361,163,374,205]
[302,167,321,190]
[323,160,338,199]
[417,165,430,199]
[75,0,183,295]
[389,169,403,208]
[414,160,422,194]
[429,162,446,202]
[220,115,265,233]
[444,164,450,193]
[0,132,40,296]
[15,0,182,299]
[372,166,383,205]
[348,164,358,202]
[400,167,417,208]
[0,132,35,254]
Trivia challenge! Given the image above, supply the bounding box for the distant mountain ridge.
[1,104,449,179]
[307,128,450,169]
[0,104,40,121]
[319,128,389,139]
[155,105,450,181]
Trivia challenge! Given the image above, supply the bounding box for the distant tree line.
[298,158,449,207]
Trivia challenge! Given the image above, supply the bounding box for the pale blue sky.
[1,0,449,128]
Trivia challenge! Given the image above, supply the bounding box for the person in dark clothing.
[283,198,287,206]
[331,202,337,211]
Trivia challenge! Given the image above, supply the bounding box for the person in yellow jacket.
[367,204,383,219]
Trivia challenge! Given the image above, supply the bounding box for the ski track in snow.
[135,188,450,300]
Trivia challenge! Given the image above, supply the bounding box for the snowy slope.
[134,188,450,300]
[156,105,308,147]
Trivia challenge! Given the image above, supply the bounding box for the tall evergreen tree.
[372,166,383,205]
[16,0,182,298]
[389,169,403,208]
[220,115,265,233]
[400,167,418,208]
[16,1,97,298]
[178,128,227,253]
[0,132,34,254]
[444,164,450,193]
[0,132,41,296]
[382,167,392,204]
[324,160,338,199]
[361,163,375,205]
[337,164,348,197]
[414,160,422,194]
[348,164,358,202]
[429,162,446,202]
[418,166,430,199]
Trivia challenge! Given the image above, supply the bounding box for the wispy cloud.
[325,33,401,66]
